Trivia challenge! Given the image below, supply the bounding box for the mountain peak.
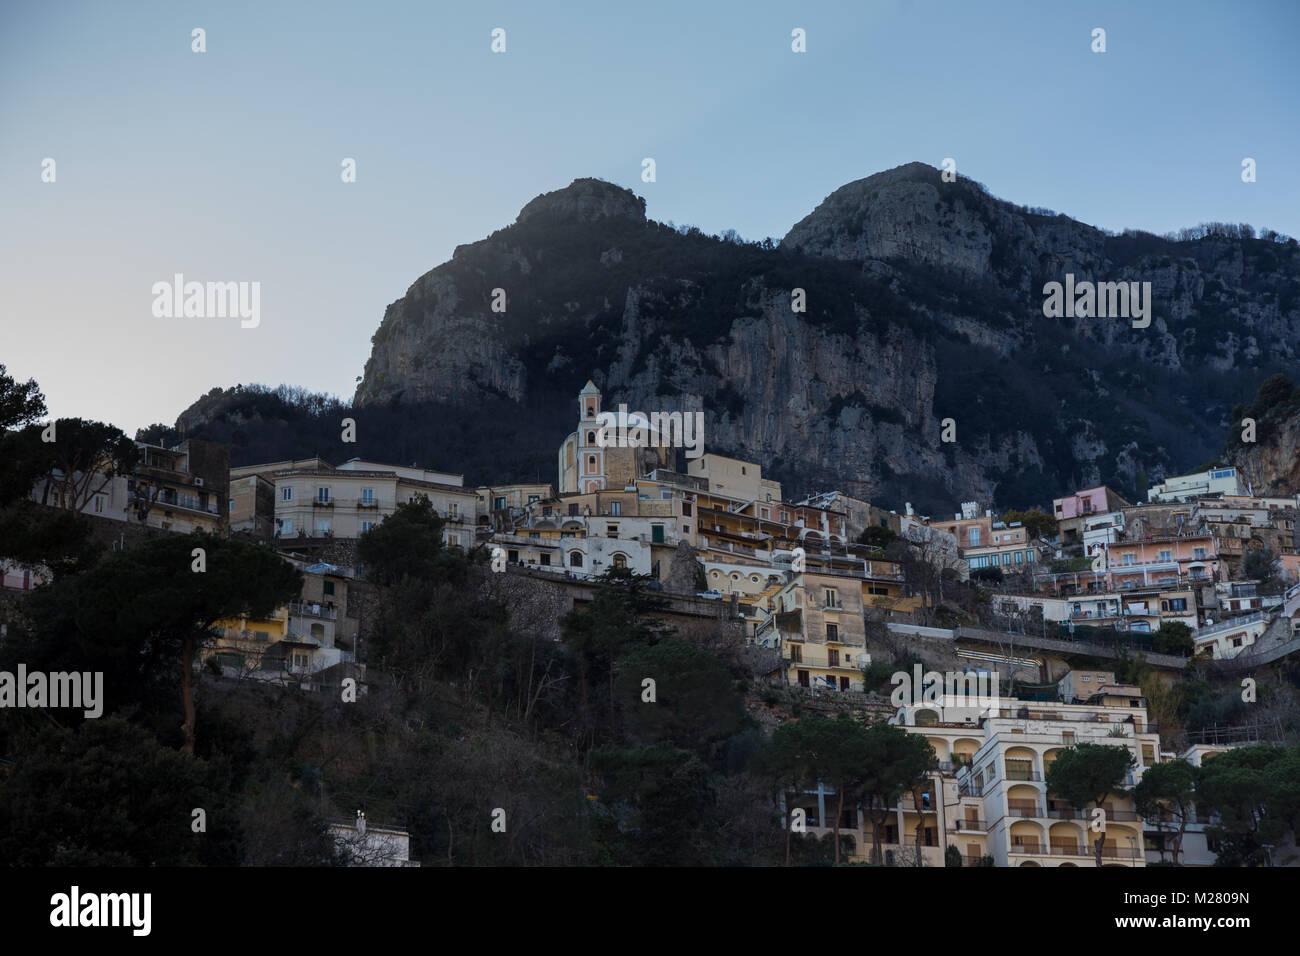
[517,178,647,225]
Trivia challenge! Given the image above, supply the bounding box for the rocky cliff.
[342,164,1299,511]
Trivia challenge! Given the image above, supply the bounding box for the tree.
[0,500,102,580]
[1002,508,1057,540]
[0,716,237,865]
[1196,745,1297,866]
[760,715,878,865]
[1153,621,1194,656]
[3,418,137,512]
[1045,742,1136,866]
[1132,759,1197,864]
[357,495,466,586]
[9,534,302,754]
[945,844,963,867]
[857,525,897,549]
[1243,546,1282,591]
[858,722,936,865]
[0,362,46,431]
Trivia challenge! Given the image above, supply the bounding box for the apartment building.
[231,457,477,547]
[1104,535,1219,591]
[32,438,228,534]
[963,522,1046,573]
[892,681,1157,867]
[205,563,360,682]
[1148,467,1240,502]
[762,570,868,692]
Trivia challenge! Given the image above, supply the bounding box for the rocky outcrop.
[346,166,1300,512]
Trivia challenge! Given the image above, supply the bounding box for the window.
[1194,548,1206,559]
[361,521,374,532]
[317,487,330,503]
[969,528,980,546]
[508,549,519,563]
[93,495,105,514]
[323,581,335,596]
[447,502,459,519]
[282,487,293,501]
[280,520,293,536]
[826,624,839,642]
[789,643,803,663]
[1015,550,1024,564]
[682,503,692,517]
[824,588,839,608]
[569,551,584,567]
[1158,550,1171,561]
[494,496,507,510]
[527,495,539,504]
[612,553,627,569]
[315,519,330,534]
[539,553,550,566]
[828,649,839,666]
[606,524,619,537]
[611,501,622,516]
[587,455,596,471]
[447,534,460,547]
[1123,553,1135,565]
[253,630,269,643]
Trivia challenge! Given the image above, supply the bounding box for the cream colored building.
[760,570,868,692]
[891,687,1158,867]
[686,453,781,504]
[557,382,673,494]
[230,457,477,547]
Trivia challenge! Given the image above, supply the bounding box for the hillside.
[164,164,1300,512]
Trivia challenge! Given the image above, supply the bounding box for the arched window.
[588,455,596,470]
[915,709,940,727]
[569,551,584,567]
[587,431,595,444]
[612,553,627,569]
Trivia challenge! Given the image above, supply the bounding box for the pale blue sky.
[2,0,1296,435]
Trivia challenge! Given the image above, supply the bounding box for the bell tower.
[577,380,606,493]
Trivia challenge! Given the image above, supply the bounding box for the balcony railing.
[1196,610,1266,638]
[288,602,338,620]
[1006,804,1043,817]
[953,819,987,832]
[1049,845,1087,856]
[1004,769,1042,782]
[1008,842,1044,854]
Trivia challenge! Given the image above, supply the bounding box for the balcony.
[1006,804,1043,818]
[312,499,334,508]
[1049,845,1087,856]
[953,819,987,832]
[1008,842,1045,854]
[1004,769,1042,782]
[288,602,338,620]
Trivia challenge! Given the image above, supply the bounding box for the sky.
[2,0,1297,436]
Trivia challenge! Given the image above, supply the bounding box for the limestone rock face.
[347,165,1300,511]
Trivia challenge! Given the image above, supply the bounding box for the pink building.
[1053,486,1132,520]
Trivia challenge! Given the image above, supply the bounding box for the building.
[556,381,673,494]
[230,457,477,547]
[761,570,868,692]
[31,438,228,534]
[893,678,1157,867]
[328,817,420,867]
[1148,467,1241,502]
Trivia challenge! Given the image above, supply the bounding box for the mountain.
[1225,374,1300,496]
[170,164,1300,513]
